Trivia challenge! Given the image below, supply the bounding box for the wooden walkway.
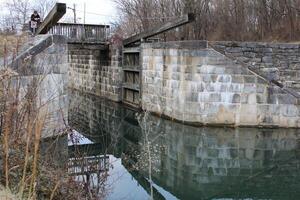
[37,3,110,44]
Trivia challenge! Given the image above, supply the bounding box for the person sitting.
[30,10,41,35]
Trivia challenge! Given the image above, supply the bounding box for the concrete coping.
[141,40,208,49]
[209,40,300,49]
[8,34,67,73]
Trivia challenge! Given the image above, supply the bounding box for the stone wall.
[68,90,124,143]
[141,41,300,128]
[2,35,69,138]
[146,117,300,199]
[210,41,300,91]
[68,43,122,102]
[28,36,68,138]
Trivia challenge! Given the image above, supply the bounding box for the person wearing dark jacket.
[30,10,41,35]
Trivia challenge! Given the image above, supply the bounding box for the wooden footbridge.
[37,3,110,44]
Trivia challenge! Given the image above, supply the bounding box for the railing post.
[46,22,109,43]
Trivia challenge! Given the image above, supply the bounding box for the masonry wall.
[147,117,300,199]
[141,41,300,128]
[66,92,300,199]
[1,35,69,138]
[68,90,124,143]
[68,44,122,102]
[211,41,300,91]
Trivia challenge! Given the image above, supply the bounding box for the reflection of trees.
[68,90,134,199]
[136,111,166,200]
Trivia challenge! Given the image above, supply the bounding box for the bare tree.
[0,0,55,32]
[4,0,31,28]
[115,0,300,41]
[33,0,56,19]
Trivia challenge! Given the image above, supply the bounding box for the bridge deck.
[48,23,110,44]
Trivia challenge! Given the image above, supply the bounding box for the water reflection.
[66,90,300,200]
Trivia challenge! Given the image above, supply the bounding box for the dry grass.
[0,39,94,199]
[0,68,87,199]
[0,32,98,200]
[0,185,20,200]
[0,32,111,199]
[0,33,28,59]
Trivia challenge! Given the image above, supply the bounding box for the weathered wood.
[48,22,110,43]
[37,3,67,34]
[55,22,109,28]
[123,13,195,46]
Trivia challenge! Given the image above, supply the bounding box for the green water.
[48,91,300,200]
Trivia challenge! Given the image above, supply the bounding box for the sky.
[58,0,119,25]
[0,0,119,25]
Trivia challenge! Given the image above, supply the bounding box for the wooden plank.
[56,22,109,28]
[37,3,67,34]
[123,13,195,46]
[123,47,140,53]
[68,144,108,157]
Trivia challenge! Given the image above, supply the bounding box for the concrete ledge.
[68,43,109,50]
[210,40,300,49]
[142,40,208,49]
[9,34,67,75]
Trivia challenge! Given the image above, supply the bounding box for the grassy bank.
[0,66,89,199]
[0,34,88,198]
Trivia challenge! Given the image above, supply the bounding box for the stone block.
[231,75,244,83]
[256,94,267,104]
[241,83,255,93]
[241,94,249,104]
[262,48,273,53]
[232,94,241,103]
[202,74,217,83]
[256,84,267,93]
[280,105,298,117]
[185,73,193,81]
[225,66,249,75]
[239,105,257,125]
[225,47,242,53]
[186,92,198,102]
[209,93,221,102]
[216,74,232,83]
[205,83,217,92]
[243,52,256,58]
[171,72,180,80]
[184,102,200,114]
[262,56,273,63]
[197,83,205,92]
[244,76,256,84]
[198,92,210,103]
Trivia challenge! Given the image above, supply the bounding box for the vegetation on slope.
[0,33,28,59]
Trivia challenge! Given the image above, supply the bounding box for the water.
[45,90,300,200]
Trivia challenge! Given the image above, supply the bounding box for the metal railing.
[48,22,110,43]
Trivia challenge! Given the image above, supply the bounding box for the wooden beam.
[56,22,109,28]
[37,3,67,34]
[123,13,195,46]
